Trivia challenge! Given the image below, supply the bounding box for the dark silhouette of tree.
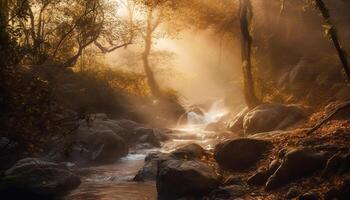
[239,0,261,108]
[315,0,350,81]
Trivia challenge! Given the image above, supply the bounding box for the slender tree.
[239,0,261,108]
[135,0,173,100]
[315,0,350,81]
[141,5,162,99]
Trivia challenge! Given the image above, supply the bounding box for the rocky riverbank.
[152,113,349,199]
[1,101,350,200]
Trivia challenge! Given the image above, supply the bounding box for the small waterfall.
[177,99,229,128]
[187,112,205,124]
[204,99,228,124]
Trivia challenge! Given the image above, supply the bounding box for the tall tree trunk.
[142,9,161,99]
[0,0,10,66]
[315,0,350,81]
[0,0,9,29]
[239,0,261,108]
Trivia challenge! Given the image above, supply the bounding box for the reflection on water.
[64,129,221,200]
[66,181,156,200]
[65,154,157,200]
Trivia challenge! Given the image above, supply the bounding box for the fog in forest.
[107,30,243,105]
[1,0,350,200]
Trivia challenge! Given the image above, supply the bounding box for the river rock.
[265,148,327,191]
[157,159,221,200]
[0,158,81,199]
[210,184,250,200]
[323,152,350,177]
[247,159,281,186]
[324,175,350,200]
[133,152,159,182]
[134,127,163,148]
[112,120,165,147]
[133,152,173,182]
[134,144,206,181]
[97,119,130,141]
[114,119,141,131]
[171,143,206,160]
[243,103,306,134]
[65,115,170,165]
[67,127,128,165]
[87,130,128,164]
[214,138,272,171]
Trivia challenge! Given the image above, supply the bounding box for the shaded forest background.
[1,0,350,153]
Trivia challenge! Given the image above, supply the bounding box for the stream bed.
[64,127,223,200]
[65,101,230,200]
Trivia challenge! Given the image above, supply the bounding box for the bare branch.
[94,40,131,53]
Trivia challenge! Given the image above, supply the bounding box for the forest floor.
[214,117,350,199]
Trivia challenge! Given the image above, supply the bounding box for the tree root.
[306,100,350,135]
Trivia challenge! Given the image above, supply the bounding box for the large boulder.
[97,119,130,141]
[115,119,144,130]
[98,118,165,147]
[133,152,174,182]
[87,130,128,164]
[65,116,168,165]
[134,144,206,181]
[67,128,128,165]
[214,138,272,171]
[0,158,81,199]
[243,103,306,134]
[157,159,221,200]
[133,152,161,182]
[265,148,327,191]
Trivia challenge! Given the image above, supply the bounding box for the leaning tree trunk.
[239,0,261,108]
[315,0,350,81]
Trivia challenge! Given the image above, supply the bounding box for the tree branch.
[306,100,350,135]
[315,0,350,81]
[94,40,131,53]
[52,7,95,58]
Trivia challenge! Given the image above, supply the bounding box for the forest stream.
[2,1,350,199]
[65,101,229,200]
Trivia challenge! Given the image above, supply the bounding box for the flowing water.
[65,100,229,200]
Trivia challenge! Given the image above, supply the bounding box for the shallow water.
[64,130,222,200]
[65,102,230,200]
[65,154,157,200]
